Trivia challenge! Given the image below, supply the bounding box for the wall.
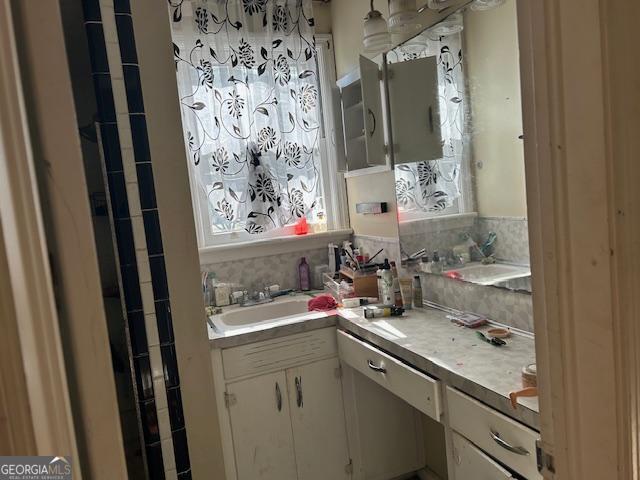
[346,170,400,238]
[314,1,332,34]
[330,0,388,78]
[132,1,227,478]
[464,0,527,217]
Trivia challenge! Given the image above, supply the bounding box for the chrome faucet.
[239,286,274,307]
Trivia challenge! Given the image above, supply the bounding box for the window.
[169,1,345,248]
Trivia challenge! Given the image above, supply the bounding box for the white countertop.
[207,298,539,429]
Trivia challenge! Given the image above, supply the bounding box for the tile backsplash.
[421,273,534,333]
[202,247,329,291]
[400,214,530,265]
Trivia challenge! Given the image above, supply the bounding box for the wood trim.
[518,0,620,477]
[599,2,640,478]
[0,0,78,464]
[8,1,128,477]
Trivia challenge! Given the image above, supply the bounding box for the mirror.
[387,1,531,294]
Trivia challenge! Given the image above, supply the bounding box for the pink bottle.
[298,257,310,291]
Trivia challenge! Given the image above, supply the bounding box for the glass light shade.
[470,0,507,10]
[388,0,422,34]
[428,12,463,36]
[363,10,392,52]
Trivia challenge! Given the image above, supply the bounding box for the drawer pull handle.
[490,429,529,456]
[367,360,386,374]
[295,376,303,408]
[275,382,282,412]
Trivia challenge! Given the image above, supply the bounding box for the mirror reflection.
[389,1,530,293]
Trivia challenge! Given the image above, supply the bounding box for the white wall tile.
[140,281,155,314]
[157,407,172,440]
[153,377,168,409]
[149,344,163,380]
[161,438,176,471]
[145,313,159,346]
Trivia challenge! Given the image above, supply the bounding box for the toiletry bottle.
[376,265,384,301]
[431,251,443,274]
[380,259,394,305]
[298,257,311,291]
[412,275,423,308]
[390,261,403,307]
[328,243,337,274]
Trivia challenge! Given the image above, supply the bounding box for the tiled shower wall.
[81,0,190,478]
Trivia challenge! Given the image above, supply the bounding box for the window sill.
[199,229,353,265]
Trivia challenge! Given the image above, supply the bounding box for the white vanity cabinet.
[451,432,514,479]
[212,328,352,480]
[446,387,542,480]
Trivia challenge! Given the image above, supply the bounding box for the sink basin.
[209,296,312,333]
[446,262,530,286]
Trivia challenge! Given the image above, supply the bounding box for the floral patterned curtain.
[389,29,466,214]
[169,0,322,236]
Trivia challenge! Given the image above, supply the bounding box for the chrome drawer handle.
[367,359,386,374]
[275,382,282,412]
[490,429,529,456]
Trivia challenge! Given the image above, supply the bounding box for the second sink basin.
[209,295,312,333]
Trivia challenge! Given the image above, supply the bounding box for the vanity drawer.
[222,327,337,380]
[452,432,514,479]
[337,330,441,422]
[446,387,541,479]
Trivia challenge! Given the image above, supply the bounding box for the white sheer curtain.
[389,30,466,214]
[169,0,323,237]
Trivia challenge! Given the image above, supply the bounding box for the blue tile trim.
[107,171,130,219]
[113,218,136,266]
[154,300,174,345]
[100,123,123,172]
[145,442,166,480]
[123,65,145,113]
[134,355,154,402]
[85,23,109,74]
[166,386,184,431]
[114,0,131,14]
[136,162,157,210]
[128,310,149,357]
[115,14,138,64]
[149,256,169,301]
[130,114,152,163]
[160,344,180,389]
[172,428,190,474]
[92,74,117,122]
[143,209,164,256]
[80,0,101,21]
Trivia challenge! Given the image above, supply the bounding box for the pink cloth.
[308,294,338,312]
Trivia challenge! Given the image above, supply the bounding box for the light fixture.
[363,0,392,52]
[427,11,463,36]
[388,0,422,34]
[470,0,506,10]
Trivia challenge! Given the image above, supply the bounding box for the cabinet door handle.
[295,376,303,408]
[490,429,529,456]
[275,382,282,412]
[367,108,376,136]
[367,359,386,374]
[428,105,434,133]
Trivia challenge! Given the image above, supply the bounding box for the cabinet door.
[387,56,443,164]
[359,55,386,166]
[227,371,297,480]
[287,357,351,480]
[452,432,514,480]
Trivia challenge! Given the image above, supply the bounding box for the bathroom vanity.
[208,296,539,480]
